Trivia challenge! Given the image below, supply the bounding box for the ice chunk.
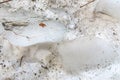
[95,0,120,20]
[4,20,66,46]
[58,37,117,73]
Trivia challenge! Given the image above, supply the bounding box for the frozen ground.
[0,0,120,80]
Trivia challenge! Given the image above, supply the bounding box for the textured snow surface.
[0,0,120,80]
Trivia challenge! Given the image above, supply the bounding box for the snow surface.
[0,0,120,80]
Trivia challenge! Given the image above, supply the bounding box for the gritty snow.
[0,0,120,80]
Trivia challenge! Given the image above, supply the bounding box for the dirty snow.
[0,0,120,80]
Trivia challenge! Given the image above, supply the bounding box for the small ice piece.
[95,0,120,20]
[4,20,66,46]
[58,36,117,73]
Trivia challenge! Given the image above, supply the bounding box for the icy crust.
[4,20,66,46]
